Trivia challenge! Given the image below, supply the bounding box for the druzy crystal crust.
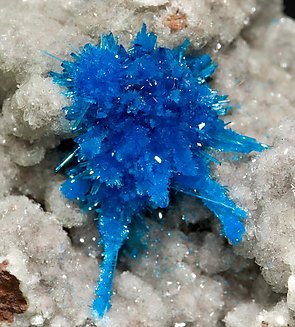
[50,24,266,318]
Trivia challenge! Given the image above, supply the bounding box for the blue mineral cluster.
[50,24,267,318]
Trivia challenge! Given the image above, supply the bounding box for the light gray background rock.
[0,1,294,326]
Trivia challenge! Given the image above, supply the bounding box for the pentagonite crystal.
[50,24,266,318]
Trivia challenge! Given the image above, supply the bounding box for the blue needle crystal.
[49,24,267,318]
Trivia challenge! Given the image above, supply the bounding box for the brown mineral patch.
[0,260,28,324]
[164,9,188,32]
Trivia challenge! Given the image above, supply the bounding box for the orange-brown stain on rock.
[0,261,28,324]
[164,10,188,33]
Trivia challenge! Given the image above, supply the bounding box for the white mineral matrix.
[0,1,294,326]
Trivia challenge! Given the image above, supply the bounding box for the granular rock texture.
[0,196,97,327]
[0,0,294,326]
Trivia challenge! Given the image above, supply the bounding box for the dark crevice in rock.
[0,70,17,109]
[284,0,295,19]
